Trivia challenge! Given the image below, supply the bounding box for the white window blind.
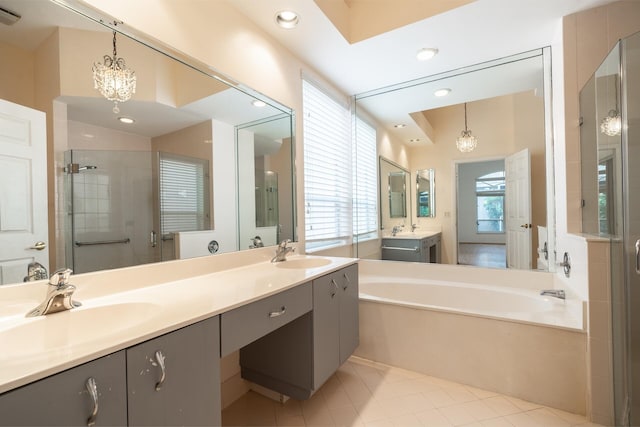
[353,117,378,239]
[159,153,210,235]
[303,79,352,250]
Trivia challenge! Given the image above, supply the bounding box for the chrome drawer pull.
[86,377,99,427]
[343,273,350,290]
[330,279,338,298]
[154,350,166,391]
[269,306,286,318]
[636,239,640,275]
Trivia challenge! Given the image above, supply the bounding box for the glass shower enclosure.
[65,150,157,273]
[580,30,640,426]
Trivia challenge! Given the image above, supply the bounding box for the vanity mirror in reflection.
[0,0,295,283]
[355,48,555,271]
[416,169,435,218]
[379,157,410,232]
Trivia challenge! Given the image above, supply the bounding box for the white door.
[0,99,48,284]
[505,148,532,269]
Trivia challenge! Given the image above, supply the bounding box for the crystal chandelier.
[600,110,622,136]
[92,30,136,114]
[456,103,478,153]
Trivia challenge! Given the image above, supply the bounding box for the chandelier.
[92,30,136,114]
[600,110,622,136]
[456,103,478,153]
[599,74,621,137]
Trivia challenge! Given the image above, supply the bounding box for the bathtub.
[355,260,587,415]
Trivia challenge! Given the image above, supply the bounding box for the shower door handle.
[635,239,640,275]
[151,231,157,248]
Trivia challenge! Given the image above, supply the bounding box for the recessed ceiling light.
[434,88,451,97]
[275,10,299,29]
[394,124,406,128]
[416,48,438,61]
[117,117,135,124]
[409,138,421,143]
[252,99,266,107]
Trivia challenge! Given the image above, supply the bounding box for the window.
[475,171,505,233]
[303,79,378,251]
[353,117,378,240]
[303,79,352,251]
[159,152,210,236]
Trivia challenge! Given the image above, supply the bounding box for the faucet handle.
[49,268,73,287]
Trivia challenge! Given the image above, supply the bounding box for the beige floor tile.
[304,408,336,427]
[465,386,500,399]
[503,412,540,427]
[363,420,394,427]
[388,413,423,426]
[276,413,307,427]
[459,400,500,421]
[376,393,434,417]
[414,408,455,427]
[341,378,374,406]
[525,408,571,427]
[547,407,590,425]
[353,400,388,423]
[504,396,542,412]
[330,404,365,427]
[446,388,480,404]
[482,396,522,417]
[438,403,480,426]
[480,417,515,427]
[423,388,458,408]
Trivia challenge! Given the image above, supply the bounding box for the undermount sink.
[275,257,332,269]
[0,302,158,360]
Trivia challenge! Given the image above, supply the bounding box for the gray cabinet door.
[338,263,359,364]
[312,271,341,388]
[0,352,127,426]
[127,316,220,426]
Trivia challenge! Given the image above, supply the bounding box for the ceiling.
[227,0,617,97]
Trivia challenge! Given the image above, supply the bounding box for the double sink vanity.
[0,248,358,426]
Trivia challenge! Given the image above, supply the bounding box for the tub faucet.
[540,289,565,300]
[26,268,81,317]
[271,239,295,263]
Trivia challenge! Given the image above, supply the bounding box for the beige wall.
[408,92,545,265]
[563,0,640,234]
[0,42,35,108]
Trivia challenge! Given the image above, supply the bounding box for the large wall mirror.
[379,157,410,230]
[354,48,555,272]
[0,0,295,284]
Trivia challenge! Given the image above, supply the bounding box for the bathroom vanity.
[381,231,441,263]
[0,250,358,426]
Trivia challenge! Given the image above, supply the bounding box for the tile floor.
[457,244,506,269]
[222,356,601,427]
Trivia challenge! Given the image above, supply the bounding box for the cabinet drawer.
[221,282,312,356]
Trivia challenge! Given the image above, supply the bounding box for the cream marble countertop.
[0,251,357,394]
[381,230,441,239]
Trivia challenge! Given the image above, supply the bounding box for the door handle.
[29,241,47,251]
[520,224,532,229]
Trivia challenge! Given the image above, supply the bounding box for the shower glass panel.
[67,150,156,273]
[622,30,640,427]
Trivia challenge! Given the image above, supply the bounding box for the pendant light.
[456,103,478,153]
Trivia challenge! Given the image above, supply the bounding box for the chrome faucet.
[391,224,404,236]
[249,235,264,249]
[411,223,418,232]
[271,239,295,262]
[540,289,566,300]
[23,261,48,282]
[26,268,81,317]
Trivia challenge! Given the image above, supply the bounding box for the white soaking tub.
[355,260,587,415]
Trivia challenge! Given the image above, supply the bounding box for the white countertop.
[381,231,441,239]
[0,252,357,394]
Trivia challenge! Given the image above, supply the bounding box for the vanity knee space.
[239,263,359,399]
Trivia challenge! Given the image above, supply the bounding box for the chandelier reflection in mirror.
[456,102,478,153]
[92,30,136,114]
[600,74,621,137]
